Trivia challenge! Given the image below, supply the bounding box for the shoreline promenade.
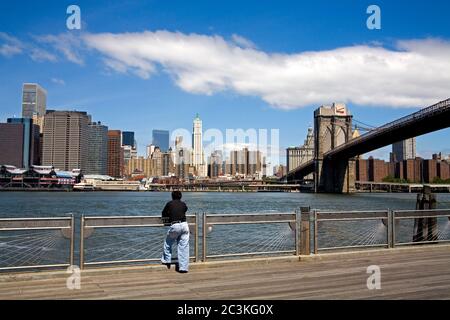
[1,245,450,300]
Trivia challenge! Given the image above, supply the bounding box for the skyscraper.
[22,83,47,118]
[286,126,314,179]
[122,131,135,148]
[152,130,169,152]
[208,150,223,178]
[192,114,206,177]
[392,138,416,161]
[228,148,264,178]
[86,122,108,175]
[42,111,90,171]
[0,118,40,168]
[107,130,124,178]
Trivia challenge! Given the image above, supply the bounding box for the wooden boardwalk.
[1,245,450,300]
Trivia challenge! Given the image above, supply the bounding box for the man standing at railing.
[161,191,190,273]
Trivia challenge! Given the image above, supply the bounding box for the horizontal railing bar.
[206,213,296,224]
[315,210,389,214]
[83,224,196,229]
[206,213,296,216]
[208,220,295,225]
[316,212,388,220]
[0,226,71,231]
[0,217,72,221]
[317,244,388,251]
[393,209,450,218]
[316,217,387,222]
[395,215,450,220]
[0,263,71,271]
[206,250,296,259]
[395,240,450,246]
[84,215,196,227]
[84,257,196,266]
[0,217,72,230]
[84,215,197,219]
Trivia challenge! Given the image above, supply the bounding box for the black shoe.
[162,262,171,269]
[177,270,188,274]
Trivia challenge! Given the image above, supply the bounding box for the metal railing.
[79,214,198,269]
[312,208,450,253]
[0,215,74,271]
[1,208,450,272]
[393,209,450,246]
[313,210,390,253]
[202,212,300,261]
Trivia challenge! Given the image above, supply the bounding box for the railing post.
[70,213,75,266]
[387,210,392,248]
[80,215,85,270]
[202,212,207,262]
[300,207,311,255]
[313,210,318,254]
[391,210,396,248]
[295,209,301,255]
[195,213,199,262]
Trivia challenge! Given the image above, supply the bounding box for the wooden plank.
[1,245,449,299]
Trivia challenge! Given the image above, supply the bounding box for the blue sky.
[1,0,449,164]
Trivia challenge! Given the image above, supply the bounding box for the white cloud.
[51,78,66,85]
[0,32,56,62]
[0,32,24,57]
[231,34,256,49]
[36,33,84,65]
[81,31,450,109]
[30,48,57,62]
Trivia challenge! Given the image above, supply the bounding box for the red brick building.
[107,130,124,178]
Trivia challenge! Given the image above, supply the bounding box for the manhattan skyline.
[1,0,450,161]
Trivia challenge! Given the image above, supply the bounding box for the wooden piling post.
[300,207,310,255]
[414,185,438,242]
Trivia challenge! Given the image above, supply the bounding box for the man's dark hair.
[172,191,182,200]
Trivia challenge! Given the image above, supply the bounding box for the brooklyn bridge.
[284,98,450,193]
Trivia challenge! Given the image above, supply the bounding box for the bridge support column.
[316,157,355,193]
[313,103,356,193]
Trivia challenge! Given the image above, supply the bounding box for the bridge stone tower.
[313,103,356,193]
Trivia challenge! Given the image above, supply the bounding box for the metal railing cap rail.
[83,214,197,228]
[0,216,73,231]
[393,208,450,219]
[204,212,297,225]
[315,210,389,221]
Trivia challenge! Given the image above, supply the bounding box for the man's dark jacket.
[162,199,188,224]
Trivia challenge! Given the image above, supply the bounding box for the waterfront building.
[107,130,124,178]
[152,130,170,152]
[42,110,90,172]
[273,165,287,178]
[174,147,194,180]
[86,122,108,175]
[22,83,47,118]
[392,138,416,162]
[162,150,173,176]
[122,131,135,148]
[208,150,223,178]
[356,156,450,183]
[286,127,314,179]
[122,131,137,167]
[423,159,438,183]
[125,148,174,178]
[146,144,156,159]
[228,148,264,179]
[0,118,40,169]
[192,114,207,177]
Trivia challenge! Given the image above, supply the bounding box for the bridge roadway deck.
[1,245,450,299]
